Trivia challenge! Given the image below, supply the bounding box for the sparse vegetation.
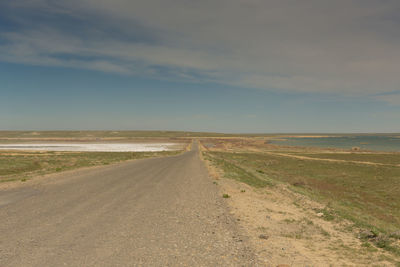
[202,141,400,259]
[0,130,273,142]
[203,153,274,188]
[204,150,400,233]
[0,150,180,183]
[315,208,336,221]
[222,194,230,198]
[290,152,400,165]
[283,218,296,223]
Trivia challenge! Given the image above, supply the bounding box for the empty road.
[0,142,258,266]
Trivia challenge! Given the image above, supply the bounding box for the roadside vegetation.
[284,151,400,165]
[201,139,400,263]
[203,153,273,188]
[0,150,180,183]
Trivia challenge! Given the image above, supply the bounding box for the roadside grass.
[285,152,400,165]
[203,152,274,188]
[0,150,180,183]
[204,150,400,257]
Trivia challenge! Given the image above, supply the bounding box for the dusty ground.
[217,179,395,266]
[2,135,399,266]
[0,142,259,266]
[200,140,399,266]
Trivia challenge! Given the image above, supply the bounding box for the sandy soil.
[219,179,397,266]
[200,148,396,266]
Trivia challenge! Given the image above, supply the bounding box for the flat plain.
[2,131,400,266]
[0,131,189,184]
[0,140,259,266]
[200,137,400,265]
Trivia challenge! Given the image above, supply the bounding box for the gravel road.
[0,142,258,266]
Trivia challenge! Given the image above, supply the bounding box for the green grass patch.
[315,208,336,221]
[205,150,400,236]
[203,152,273,188]
[0,150,180,182]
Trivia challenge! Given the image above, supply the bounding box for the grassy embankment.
[0,150,180,183]
[203,148,400,257]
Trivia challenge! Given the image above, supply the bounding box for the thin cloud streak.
[1,0,400,96]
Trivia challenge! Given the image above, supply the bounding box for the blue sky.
[1,0,400,133]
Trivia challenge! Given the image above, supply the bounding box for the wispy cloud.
[1,0,400,97]
[374,91,400,105]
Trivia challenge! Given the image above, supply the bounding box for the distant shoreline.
[269,135,400,152]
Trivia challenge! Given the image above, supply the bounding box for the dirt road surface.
[0,142,258,266]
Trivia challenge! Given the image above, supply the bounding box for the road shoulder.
[200,148,397,266]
